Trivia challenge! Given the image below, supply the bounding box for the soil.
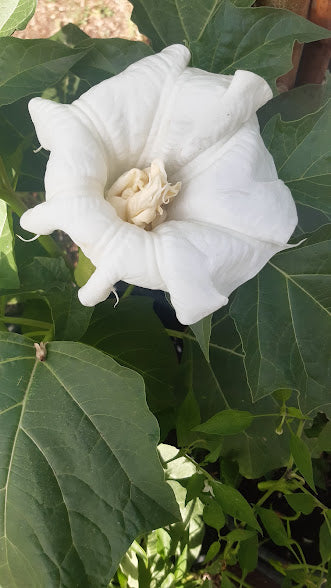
[14,0,144,41]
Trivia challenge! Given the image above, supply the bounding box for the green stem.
[254,487,275,510]
[184,454,215,485]
[121,284,135,299]
[0,316,52,329]
[166,328,194,340]
[224,571,254,588]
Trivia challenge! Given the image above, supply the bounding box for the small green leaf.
[320,519,331,563]
[185,473,205,505]
[285,493,316,515]
[194,409,253,436]
[0,0,36,37]
[273,389,292,405]
[190,314,212,362]
[220,575,235,588]
[74,248,95,287]
[0,38,89,106]
[204,541,220,564]
[290,434,316,492]
[258,508,290,547]
[316,421,331,452]
[0,200,19,289]
[176,388,201,446]
[213,482,261,532]
[203,500,225,531]
[238,533,258,575]
[226,529,256,543]
[220,459,241,488]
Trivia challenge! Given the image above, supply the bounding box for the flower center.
[105,159,181,230]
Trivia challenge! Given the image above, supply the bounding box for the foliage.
[0,0,330,586]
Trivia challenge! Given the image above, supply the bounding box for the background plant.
[0,1,330,586]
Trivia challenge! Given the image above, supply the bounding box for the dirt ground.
[14,0,144,40]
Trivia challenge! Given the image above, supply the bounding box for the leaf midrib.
[3,357,38,578]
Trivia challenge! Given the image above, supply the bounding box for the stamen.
[105,159,181,230]
[33,145,43,153]
[111,287,119,308]
[16,233,41,242]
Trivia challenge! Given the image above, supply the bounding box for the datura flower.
[20,45,297,325]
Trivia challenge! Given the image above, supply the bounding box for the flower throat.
[105,159,181,230]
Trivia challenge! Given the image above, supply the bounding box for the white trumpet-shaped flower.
[20,45,297,325]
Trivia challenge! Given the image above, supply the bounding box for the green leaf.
[212,482,261,531]
[181,307,291,478]
[189,0,330,90]
[0,200,19,289]
[316,421,331,452]
[285,493,316,515]
[176,388,201,446]
[74,248,95,288]
[231,225,331,417]
[259,78,331,130]
[185,473,205,505]
[262,100,331,227]
[131,0,225,52]
[0,37,89,106]
[194,409,253,436]
[0,97,47,192]
[258,508,290,547]
[0,0,36,37]
[82,296,179,413]
[226,529,256,543]
[71,37,154,87]
[204,541,220,563]
[190,314,212,362]
[17,257,93,341]
[238,533,258,575]
[290,434,316,492]
[0,332,179,586]
[203,499,225,531]
[319,519,331,563]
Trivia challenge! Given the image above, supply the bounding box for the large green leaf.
[0,97,47,192]
[0,38,89,106]
[259,77,331,130]
[189,0,330,90]
[0,200,19,289]
[0,0,36,37]
[230,225,331,416]
[0,257,93,340]
[179,306,291,478]
[262,100,331,231]
[0,332,179,587]
[131,0,221,51]
[19,257,93,341]
[82,296,179,413]
[71,37,154,87]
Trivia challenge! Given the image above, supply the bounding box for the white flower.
[20,45,297,325]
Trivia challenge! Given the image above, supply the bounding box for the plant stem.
[0,316,52,329]
[121,284,135,299]
[225,571,253,588]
